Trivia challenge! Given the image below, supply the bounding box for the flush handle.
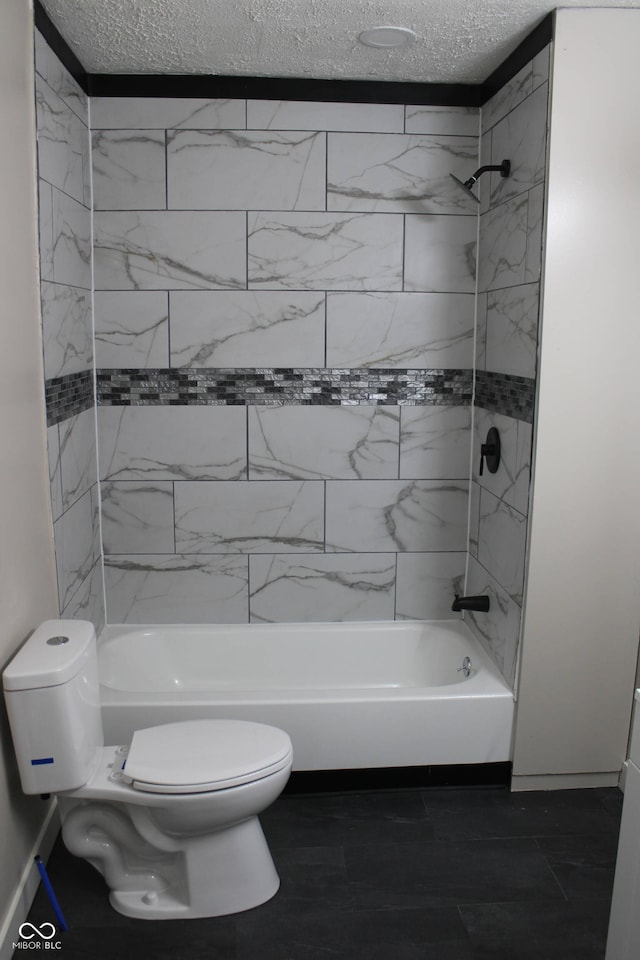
[479,427,501,476]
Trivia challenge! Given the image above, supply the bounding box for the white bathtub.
[98,620,514,772]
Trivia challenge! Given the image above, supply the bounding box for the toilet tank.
[3,620,104,794]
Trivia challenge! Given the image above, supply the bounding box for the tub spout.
[451,594,490,612]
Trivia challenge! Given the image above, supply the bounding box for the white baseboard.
[0,804,60,960]
[511,770,622,791]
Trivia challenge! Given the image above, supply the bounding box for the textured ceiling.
[40,0,640,83]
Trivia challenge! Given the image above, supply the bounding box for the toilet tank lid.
[3,620,96,691]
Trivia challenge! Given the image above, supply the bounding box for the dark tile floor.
[18,785,622,959]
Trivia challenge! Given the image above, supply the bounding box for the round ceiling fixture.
[357,26,417,49]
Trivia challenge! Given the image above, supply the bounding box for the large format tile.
[59,407,98,512]
[395,552,466,620]
[36,73,86,205]
[326,291,474,368]
[101,481,175,554]
[168,130,326,210]
[327,133,478,213]
[478,194,528,293]
[174,481,324,553]
[41,281,93,379]
[35,30,87,122]
[249,553,396,622]
[399,406,471,479]
[53,487,100,612]
[92,129,167,210]
[90,97,245,130]
[248,212,404,291]
[484,283,539,379]
[459,899,611,960]
[489,83,549,206]
[94,291,169,367]
[94,211,246,290]
[104,554,249,623]
[247,99,404,132]
[344,837,564,910]
[99,405,247,481]
[465,554,521,686]
[477,489,527,603]
[52,188,91,289]
[169,290,325,367]
[404,215,477,293]
[405,104,479,136]
[325,480,468,552]
[249,406,400,480]
[60,559,105,633]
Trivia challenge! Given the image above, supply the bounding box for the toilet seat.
[123,719,293,795]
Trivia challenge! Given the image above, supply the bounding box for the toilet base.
[108,816,280,919]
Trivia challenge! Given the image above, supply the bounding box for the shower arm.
[463,160,511,188]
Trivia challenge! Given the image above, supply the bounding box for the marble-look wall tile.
[169,291,325,367]
[174,480,324,553]
[247,100,404,133]
[404,215,477,293]
[249,554,396,623]
[47,424,63,522]
[53,487,100,612]
[36,74,86,205]
[168,130,326,211]
[101,481,175,554]
[248,406,400,480]
[99,405,247,481]
[41,282,93,379]
[475,291,488,371]
[395,552,466,620]
[325,480,468,553]
[104,554,249,623]
[91,97,246,130]
[405,105,479,136]
[327,133,478,213]
[60,560,105,633]
[473,407,531,516]
[52,189,91,289]
[468,479,481,558]
[477,194,528,293]
[524,182,545,282]
[489,83,548,206]
[59,407,97,512]
[532,45,551,91]
[477,488,527,604]
[482,61,534,132]
[399,406,471,479]
[326,291,474,368]
[38,181,54,281]
[465,555,521,688]
[92,130,167,210]
[485,283,539,379]
[35,30,87,122]
[94,211,246,290]
[94,291,169,367]
[248,212,404,291]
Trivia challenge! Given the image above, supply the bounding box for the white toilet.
[3,620,293,920]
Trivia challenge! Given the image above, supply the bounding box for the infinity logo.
[18,922,56,941]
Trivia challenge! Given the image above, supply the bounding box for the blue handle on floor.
[35,856,69,932]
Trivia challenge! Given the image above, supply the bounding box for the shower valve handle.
[479,427,501,476]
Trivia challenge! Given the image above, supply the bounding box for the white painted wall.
[0,0,60,951]
[512,8,640,788]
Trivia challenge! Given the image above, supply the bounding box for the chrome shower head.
[449,159,511,203]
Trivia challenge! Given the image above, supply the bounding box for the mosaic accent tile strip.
[474,370,535,423]
[46,370,95,426]
[96,368,473,407]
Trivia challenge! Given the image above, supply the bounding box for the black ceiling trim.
[34,0,89,94]
[86,73,483,106]
[34,0,553,109]
[481,12,554,104]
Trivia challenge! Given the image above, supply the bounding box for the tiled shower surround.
[35,31,104,631]
[35,27,549,688]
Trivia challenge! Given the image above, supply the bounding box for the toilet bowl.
[3,621,293,919]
